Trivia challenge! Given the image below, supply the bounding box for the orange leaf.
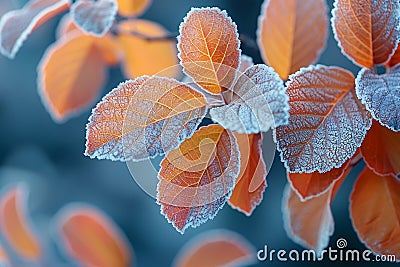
[117,0,152,17]
[178,7,241,94]
[350,168,400,260]
[283,177,344,254]
[0,184,41,261]
[361,120,400,177]
[157,124,240,233]
[257,0,328,79]
[386,45,400,68]
[55,204,133,267]
[228,133,267,216]
[0,0,70,58]
[288,157,352,200]
[70,0,117,36]
[38,31,108,122]
[331,0,400,68]
[118,19,178,78]
[173,229,255,267]
[85,76,208,161]
[56,15,121,65]
[275,65,371,173]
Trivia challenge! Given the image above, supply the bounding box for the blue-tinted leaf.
[356,66,400,132]
[210,64,289,134]
[71,0,117,36]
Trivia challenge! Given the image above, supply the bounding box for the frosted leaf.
[275,65,372,173]
[331,0,400,68]
[178,7,241,95]
[210,64,289,134]
[157,125,240,233]
[0,0,70,58]
[71,0,117,36]
[85,76,208,161]
[356,66,400,132]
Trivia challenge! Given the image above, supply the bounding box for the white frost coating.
[356,66,400,132]
[275,65,372,173]
[210,64,289,134]
[282,183,334,256]
[0,0,71,58]
[172,229,256,266]
[84,77,148,161]
[177,7,241,94]
[331,0,400,67]
[157,126,240,234]
[71,0,117,36]
[85,76,208,162]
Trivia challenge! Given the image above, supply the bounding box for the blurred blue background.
[0,0,395,266]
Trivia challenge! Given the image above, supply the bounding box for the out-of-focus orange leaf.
[331,0,400,68]
[228,133,267,216]
[157,124,240,233]
[55,204,133,267]
[0,0,70,58]
[85,76,208,161]
[361,120,400,177]
[257,0,328,79]
[71,0,117,36]
[350,168,400,260]
[117,0,152,17]
[288,157,352,200]
[0,185,42,261]
[283,177,344,254]
[118,19,178,78]
[275,65,371,173]
[178,7,241,94]
[173,229,255,267]
[38,32,108,122]
[56,15,121,65]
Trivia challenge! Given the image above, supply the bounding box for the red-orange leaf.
[55,204,133,267]
[283,177,344,254]
[288,157,352,200]
[0,0,70,58]
[331,0,400,68]
[118,19,179,79]
[117,0,152,17]
[85,76,208,161]
[157,124,240,233]
[361,120,400,177]
[0,184,42,261]
[275,65,371,173]
[173,230,255,267]
[350,168,400,260]
[178,7,241,94]
[257,0,328,79]
[38,31,108,122]
[386,45,400,68]
[228,133,267,216]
